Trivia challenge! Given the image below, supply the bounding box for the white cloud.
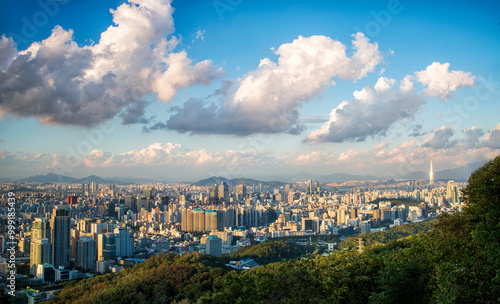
[480,123,500,149]
[306,76,425,142]
[372,142,389,151]
[289,151,335,166]
[0,0,223,126]
[167,33,384,135]
[463,126,484,148]
[117,142,183,166]
[0,36,16,69]
[422,126,457,149]
[195,29,206,42]
[80,142,274,172]
[337,148,360,163]
[3,127,500,179]
[0,150,54,174]
[415,62,475,100]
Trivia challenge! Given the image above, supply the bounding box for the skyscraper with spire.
[429,160,434,185]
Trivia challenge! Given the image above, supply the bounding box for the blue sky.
[0,0,499,181]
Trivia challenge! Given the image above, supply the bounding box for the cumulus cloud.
[0,36,16,69]
[288,150,335,166]
[82,149,114,168]
[0,0,223,126]
[422,126,457,149]
[306,76,425,142]
[0,150,54,175]
[337,148,361,163]
[415,62,475,100]
[167,33,384,135]
[463,126,484,148]
[79,142,275,171]
[480,123,500,149]
[120,100,150,125]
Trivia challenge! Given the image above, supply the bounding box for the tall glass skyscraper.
[50,205,71,268]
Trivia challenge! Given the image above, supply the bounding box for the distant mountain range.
[384,161,487,181]
[254,161,488,183]
[17,173,156,184]
[14,160,488,185]
[433,161,486,180]
[250,171,376,183]
[192,177,286,188]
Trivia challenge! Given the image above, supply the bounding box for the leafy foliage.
[368,197,424,207]
[225,239,314,264]
[340,218,436,250]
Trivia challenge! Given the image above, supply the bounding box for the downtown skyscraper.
[50,205,71,268]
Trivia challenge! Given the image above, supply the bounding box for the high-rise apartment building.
[32,218,50,241]
[205,210,223,232]
[30,238,52,275]
[193,209,205,232]
[446,181,459,204]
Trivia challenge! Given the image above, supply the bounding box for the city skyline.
[1,0,499,181]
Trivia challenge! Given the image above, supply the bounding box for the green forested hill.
[339,218,437,250]
[46,156,500,304]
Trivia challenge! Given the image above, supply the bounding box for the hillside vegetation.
[46,156,500,304]
[339,218,436,250]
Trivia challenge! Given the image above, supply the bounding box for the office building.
[124,196,137,213]
[50,205,71,268]
[36,264,56,283]
[219,182,229,202]
[115,227,134,258]
[67,196,78,205]
[75,236,96,270]
[97,233,116,261]
[360,222,371,234]
[235,184,246,198]
[210,185,219,201]
[142,188,154,199]
[206,236,222,256]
